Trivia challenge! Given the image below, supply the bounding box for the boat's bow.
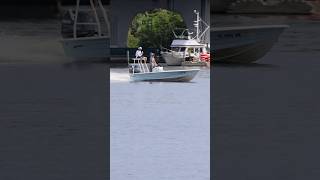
[211,25,289,63]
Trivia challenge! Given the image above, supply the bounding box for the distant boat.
[161,10,210,66]
[161,39,209,66]
[211,25,288,63]
[60,0,110,61]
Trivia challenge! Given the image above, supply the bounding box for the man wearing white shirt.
[135,47,143,58]
[135,46,147,63]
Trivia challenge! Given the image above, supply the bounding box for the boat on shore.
[60,0,110,61]
[128,53,199,82]
[211,25,288,63]
[161,10,210,66]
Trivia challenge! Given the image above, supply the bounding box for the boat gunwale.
[170,44,207,48]
[130,69,200,76]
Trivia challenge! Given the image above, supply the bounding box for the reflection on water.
[111,67,210,180]
[214,15,320,180]
[0,64,108,179]
[0,19,69,62]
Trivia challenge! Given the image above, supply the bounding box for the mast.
[72,0,109,39]
[193,9,209,43]
[193,10,200,42]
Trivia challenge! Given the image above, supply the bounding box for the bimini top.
[171,39,205,48]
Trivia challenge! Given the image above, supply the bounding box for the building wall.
[110,0,210,48]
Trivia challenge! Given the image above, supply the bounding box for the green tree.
[127,28,140,47]
[127,9,186,48]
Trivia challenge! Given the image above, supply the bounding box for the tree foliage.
[127,9,186,48]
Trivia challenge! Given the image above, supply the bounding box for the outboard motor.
[128,64,141,73]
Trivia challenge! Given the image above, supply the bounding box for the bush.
[127,9,186,48]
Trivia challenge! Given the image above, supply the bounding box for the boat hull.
[182,61,209,66]
[213,39,278,63]
[161,52,185,66]
[211,25,287,63]
[130,69,199,82]
[61,36,110,60]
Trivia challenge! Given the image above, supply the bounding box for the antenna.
[192,9,209,43]
[193,9,200,42]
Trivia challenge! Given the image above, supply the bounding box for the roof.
[171,39,205,47]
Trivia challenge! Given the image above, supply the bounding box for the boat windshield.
[172,47,179,52]
[171,47,186,52]
[188,48,194,53]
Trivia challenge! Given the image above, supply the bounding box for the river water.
[0,17,210,179]
[110,67,210,180]
[0,18,110,179]
[1,13,319,180]
[214,15,320,180]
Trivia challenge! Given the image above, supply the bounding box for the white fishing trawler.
[60,0,110,60]
[161,10,210,66]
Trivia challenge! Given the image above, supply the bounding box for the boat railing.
[172,28,191,39]
[73,0,110,39]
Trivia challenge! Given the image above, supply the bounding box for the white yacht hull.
[61,36,110,60]
[211,25,288,63]
[130,69,199,82]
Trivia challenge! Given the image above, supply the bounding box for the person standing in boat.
[148,53,158,71]
[150,53,159,69]
[135,47,147,63]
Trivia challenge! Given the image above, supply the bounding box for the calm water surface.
[110,67,210,180]
[0,63,108,180]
